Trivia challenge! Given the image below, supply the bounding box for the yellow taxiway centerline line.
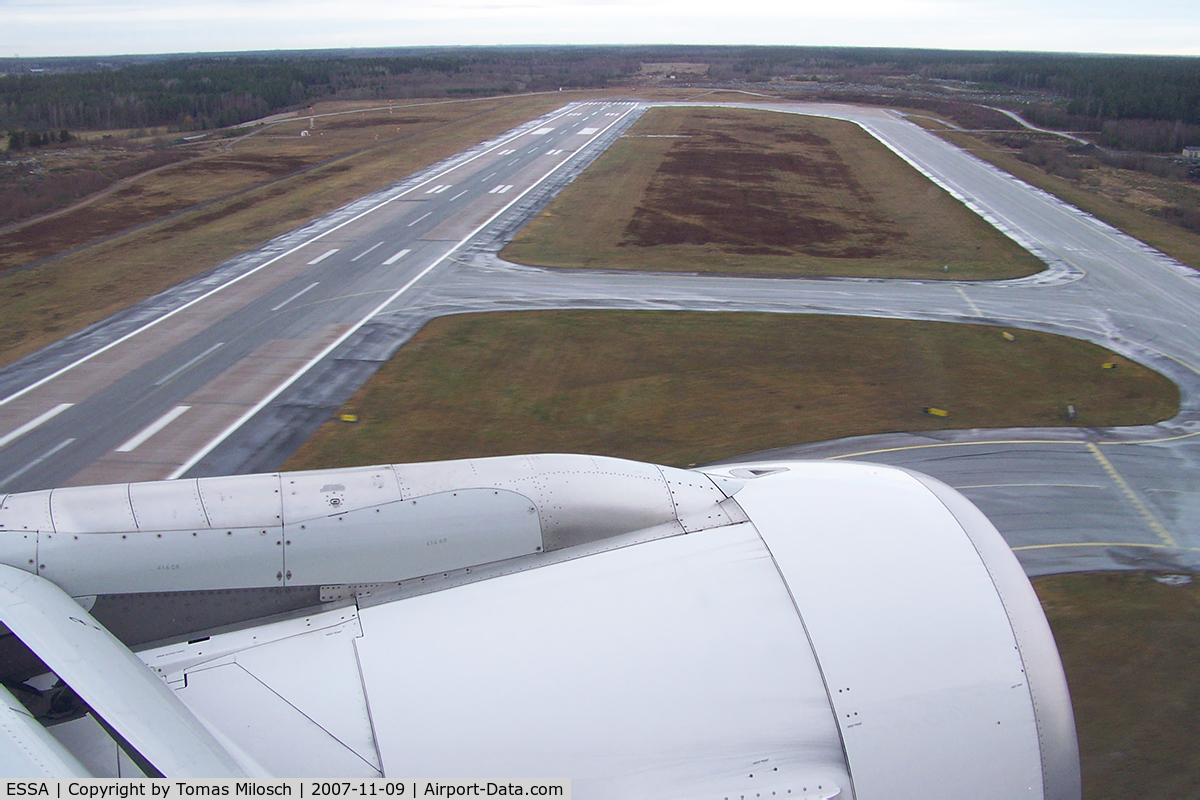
[1086,442,1177,549]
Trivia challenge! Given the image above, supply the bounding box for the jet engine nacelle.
[0,455,1079,797]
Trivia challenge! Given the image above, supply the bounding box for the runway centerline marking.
[1087,442,1177,548]
[407,212,432,227]
[0,403,74,449]
[117,405,191,453]
[1,438,75,488]
[383,249,411,265]
[270,282,320,312]
[153,342,225,386]
[449,190,468,202]
[169,102,639,480]
[306,248,338,265]
[350,241,384,262]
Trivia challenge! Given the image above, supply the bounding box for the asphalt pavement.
[1,99,1197,576]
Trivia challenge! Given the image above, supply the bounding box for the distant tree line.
[688,46,1200,151]
[0,49,636,135]
[7,128,70,149]
[2,46,1197,152]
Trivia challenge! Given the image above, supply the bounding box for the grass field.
[284,310,1177,470]
[500,107,1043,280]
[0,93,573,367]
[1034,572,1200,798]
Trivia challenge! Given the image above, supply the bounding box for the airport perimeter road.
[0,100,644,492]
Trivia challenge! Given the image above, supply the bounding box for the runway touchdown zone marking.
[0,438,74,489]
[383,249,411,265]
[117,405,191,453]
[0,403,74,449]
[307,248,339,265]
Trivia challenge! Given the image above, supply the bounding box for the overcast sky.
[3,0,1198,59]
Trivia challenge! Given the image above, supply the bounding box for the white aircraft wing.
[0,454,1080,797]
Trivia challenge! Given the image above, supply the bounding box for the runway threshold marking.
[0,403,74,449]
[168,102,640,480]
[383,249,411,265]
[1086,442,1177,548]
[0,105,585,413]
[0,437,75,488]
[117,405,191,453]
[307,248,339,265]
[271,282,320,312]
[351,242,385,262]
[153,342,225,386]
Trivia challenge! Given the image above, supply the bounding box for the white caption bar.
[18,780,571,798]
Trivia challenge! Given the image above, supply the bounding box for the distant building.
[1184,146,1200,159]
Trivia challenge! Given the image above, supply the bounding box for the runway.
[0,99,1197,576]
[0,101,645,491]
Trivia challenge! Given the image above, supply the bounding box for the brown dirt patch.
[622,120,895,257]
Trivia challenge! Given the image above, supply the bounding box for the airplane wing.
[0,454,1080,797]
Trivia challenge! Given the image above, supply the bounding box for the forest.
[1,46,1198,152]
